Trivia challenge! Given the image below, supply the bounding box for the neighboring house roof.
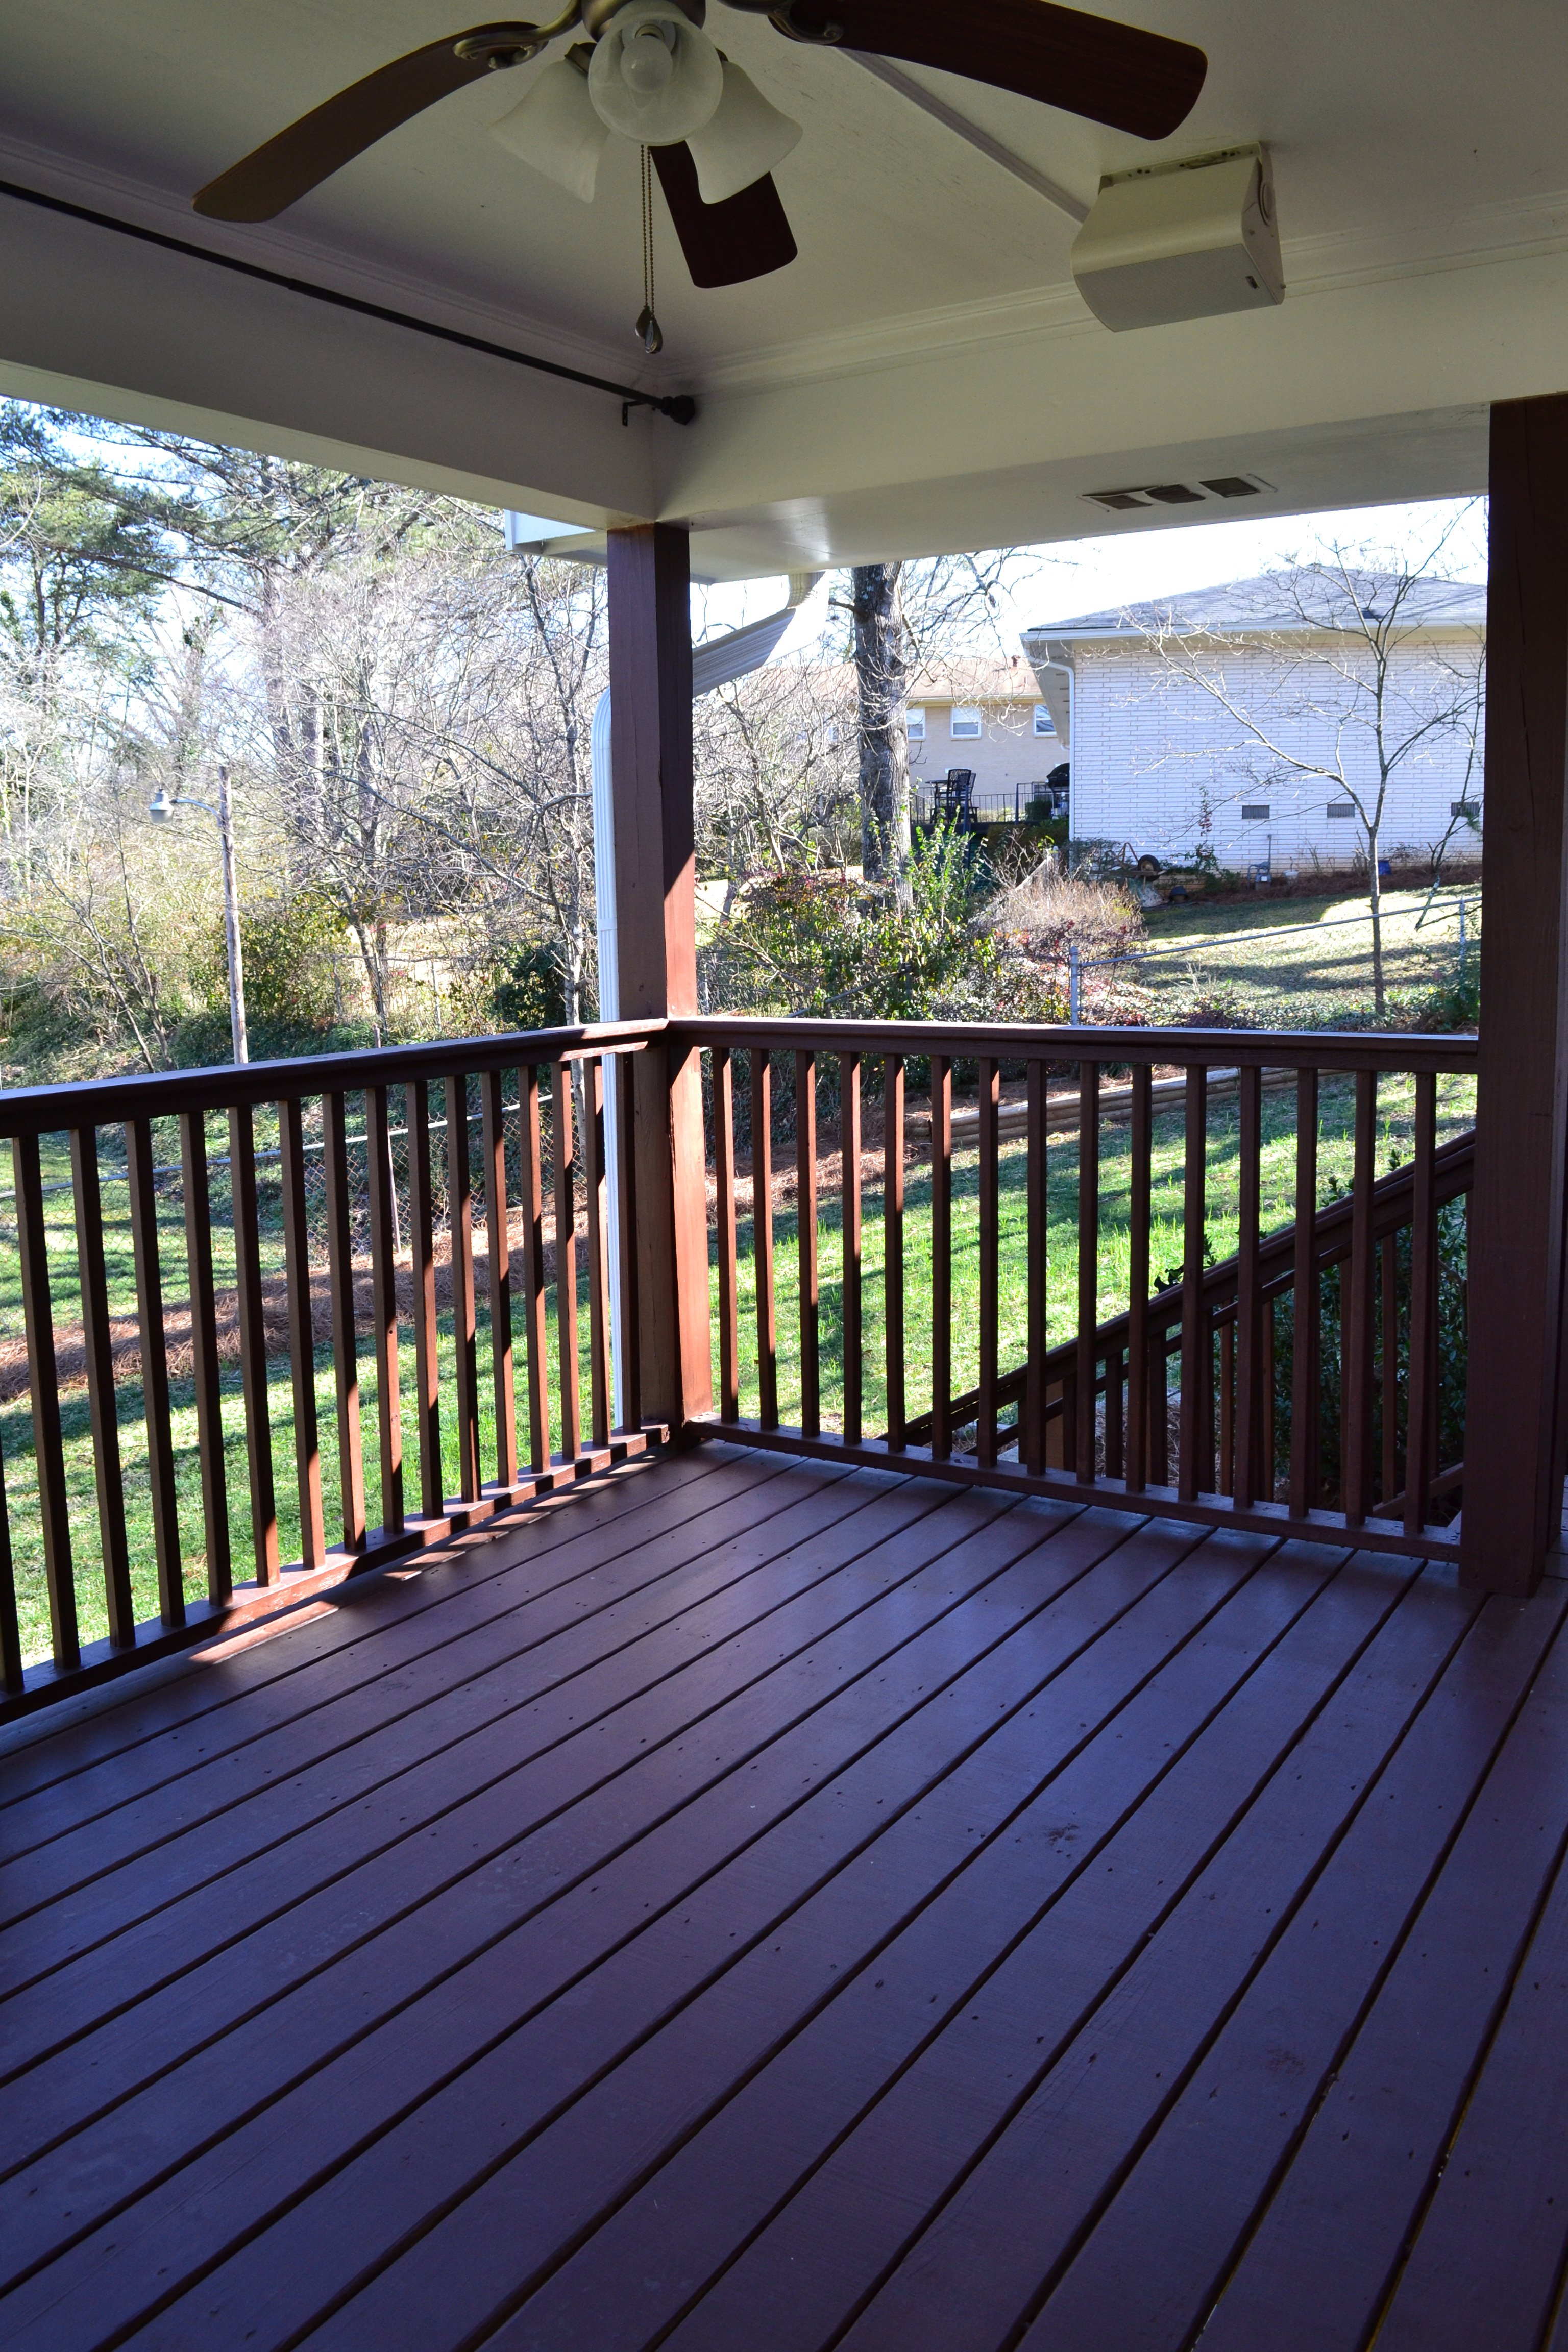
[1022,571,1486,645]
[758,657,1042,704]
[905,657,1039,703]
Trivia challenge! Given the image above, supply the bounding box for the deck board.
[4,1443,1568,2352]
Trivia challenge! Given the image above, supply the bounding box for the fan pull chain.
[635,147,664,358]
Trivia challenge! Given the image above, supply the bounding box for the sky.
[689,494,1489,664]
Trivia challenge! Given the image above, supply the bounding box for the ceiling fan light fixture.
[685,61,802,204]
[490,57,611,201]
[587,2,724,144]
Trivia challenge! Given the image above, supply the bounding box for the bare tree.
[832,551,1032,883]
[1144,520,1485,1014]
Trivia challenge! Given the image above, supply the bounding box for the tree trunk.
[1366,819,1386,1017]
[851,564,911,883]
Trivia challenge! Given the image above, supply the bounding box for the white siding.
[1067,635,1481,868]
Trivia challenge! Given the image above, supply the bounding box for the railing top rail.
[0,1017,664,1138]
[675,1015,1478,1074]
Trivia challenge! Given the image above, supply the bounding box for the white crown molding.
[0,129,654,396]
[691,182,1568,401]
[11,125,1568,421]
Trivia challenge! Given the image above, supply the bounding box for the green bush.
[717,825,996,1021]
[493,940,568,1035]
[191,890,345,1034]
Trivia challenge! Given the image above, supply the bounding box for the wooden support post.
[607,522,712,1429]
[1462,395,1568,1594]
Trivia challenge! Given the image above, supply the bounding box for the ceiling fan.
[193,0,1207,297]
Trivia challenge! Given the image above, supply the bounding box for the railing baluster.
[1076,1056,1100,1483]
[977,1056,999,1467]
[553,1061,581,1464]
[68,1124,134,1645]
[1105,1343,1125,1480]
[584,1056,612,1450]
[1235,1064,1264,1508]
[1405,1070,1439,1538]
[1178,1061,1209,1501]
[1343,1068,1378,1528]
[322,1091,367,1553]
[1218,1319,1235,1495]
[842,1049,863,1446]
[228,1104,280,1586]
[713,1046,739,1423]
[180,1112,231,1598]
[447,1073,481,1502]
[1290,1069,1320,1517]
[752,1048,777,1430]
[15,1132,77,1665]
[521,1064,551,1470]
[128,1115,183,1625]
[796,1048,819,1438]
[278,1097,326,1570]
[615,1051,642,1429]
[406,1079,443,1516]
[1023,1058,1046,1477]
[1380,1228,1400,1512]
[1150,1327,1171,1487]
[0,1444,21,1695]
[480,1068,517,1487]
[885,1054,906,1450]
[931,1055,952,1460]
[1262,1293,1277,1499]
[364,1084,404,1537]
[1126,1063,1153,1491]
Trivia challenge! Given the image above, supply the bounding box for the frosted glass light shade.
[685,61,802,204]
[490,61,609,202]
[587,2,723,145]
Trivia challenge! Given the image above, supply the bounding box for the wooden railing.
[0,1012,1479,1719]
[679,1019,1478,1563]
[0,1022,660,1713]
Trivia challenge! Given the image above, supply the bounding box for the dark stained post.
[1462,395,1568,1595]
[607,522,712,1429]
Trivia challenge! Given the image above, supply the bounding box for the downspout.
[1035,650,1074,838]
[592,572,821,1425]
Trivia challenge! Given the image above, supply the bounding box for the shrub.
[493,939,568,1035]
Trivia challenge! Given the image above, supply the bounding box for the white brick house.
[1021,575,1485,872]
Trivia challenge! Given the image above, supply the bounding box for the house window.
[1327,801,1356,819]
[1240,803,1270,820]
[1452,799,1479,817]
[1032,704,1055,737]
[906,707,926,740]
[950,706,983,739]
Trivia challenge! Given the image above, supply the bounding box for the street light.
[150,765,249,1065]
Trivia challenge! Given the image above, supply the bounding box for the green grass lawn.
[1123,885,1478,1029]
[718,1068,1477,1438]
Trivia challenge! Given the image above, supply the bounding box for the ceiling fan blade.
[772,0,1207,141]
[651,145,798,289]
[193,24,540,220]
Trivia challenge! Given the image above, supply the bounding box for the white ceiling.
[3,2,1568,570]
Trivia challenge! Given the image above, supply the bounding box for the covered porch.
[6,1442,1568,2352]
[7,2,1568,2343]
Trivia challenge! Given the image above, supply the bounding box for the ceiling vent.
[1083,473,1275,514]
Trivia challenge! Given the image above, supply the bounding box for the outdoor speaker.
[1070,145,1285,333]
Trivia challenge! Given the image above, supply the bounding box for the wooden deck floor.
[4,1441,1568,2351]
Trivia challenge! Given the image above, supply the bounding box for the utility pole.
[150,766,249,1064]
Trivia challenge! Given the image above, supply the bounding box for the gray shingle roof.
[1023,570,1485,642]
